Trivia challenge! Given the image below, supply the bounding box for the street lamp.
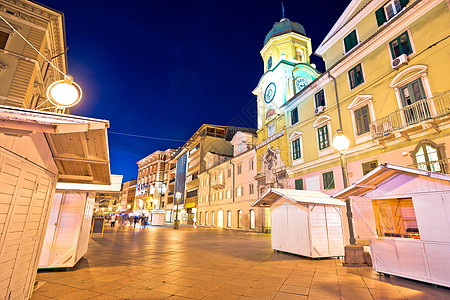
[333,130,365,266]
[46,76,83,108]
[174,192,181,229]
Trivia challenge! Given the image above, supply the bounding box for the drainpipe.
[328,71,343,130]
[230,160,235,202]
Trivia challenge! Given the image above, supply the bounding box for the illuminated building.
[197,131,270,232]
[120,179,137,211]
[253,17,320,197]
[174,125,256,224]
[136,149,174,221]
[282,0,450,198]
[161,149,180,222]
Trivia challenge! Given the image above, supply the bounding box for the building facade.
[197,131,270,232]
[253,17,320,198]
[120,179,137,211]
[282,0,450,197]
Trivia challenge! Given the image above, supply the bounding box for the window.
[348,64,364,89]
[317,125,330,150]
[314,90,326,108]
[236,186,243,197]
[343,30,358,53]
[374,198,417,238]
[227,211,231,227]
[414,143,444,173]
[226,189,231,199]
[212,193,215,201]
[249,183,254,195]
[267,56,272,69]
[291,107,299,125]
[390,31,412,59]
[237,164,242,174]
[212,211,215,226]
[296,49,303,62]
[249,210,255,230]
[268,122,275,137]
[376,0,408,26]
[292,138,301,160]
[354,105,371,135]
[238,210,243,228]
[399,78,425,107]
[238,144,242,153]
[295,178,304,190]
[219,191,223,200]
[362,160,378,176]
[249,159,254,170]
[322,171,335,190]
[227,169,232,177]
[0,31,8,49]
[205,212,208,225]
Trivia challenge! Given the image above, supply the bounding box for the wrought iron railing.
[408,158,448,174]
[371,90,450,138]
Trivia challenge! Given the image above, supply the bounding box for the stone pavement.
[32,225,450,299]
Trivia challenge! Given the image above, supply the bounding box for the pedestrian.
[111,214,116,228]
[120,214,126,230]
[133,215,138,228]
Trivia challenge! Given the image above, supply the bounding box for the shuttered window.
[0,31,8,49]
[317,125,330,150]
[291,107,299,125]
[314,89,326,108]
[389,31,412,58]
[295,178,304,190]
[322,171,335,190]
[362,160,378,176]
[354,105,371,135]
[348,64,364,89]
[292,138,301,160]
[343,30,358,53]
[375,0,409,26]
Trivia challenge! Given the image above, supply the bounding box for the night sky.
[40,0,349,181]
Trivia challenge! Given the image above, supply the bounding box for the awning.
[55,174,122,192]
[0,106,111,185]
[252,188,345,207]
[333,163,450,199]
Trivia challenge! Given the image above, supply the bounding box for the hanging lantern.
[46,75,82,107]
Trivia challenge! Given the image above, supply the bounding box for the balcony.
[408,158,448,174]
[169,178,175,183]
[371,90,450,141]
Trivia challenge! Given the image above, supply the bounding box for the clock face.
[296,78,309,92]
[264,82,276,103]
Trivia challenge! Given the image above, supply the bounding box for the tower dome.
[264,18,306,45]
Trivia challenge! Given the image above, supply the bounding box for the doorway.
[217,210,224,228]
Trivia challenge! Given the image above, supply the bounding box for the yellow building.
[253,17,319,196]
[282,0,450,196]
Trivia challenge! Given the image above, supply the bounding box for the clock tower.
[253,17,319,197]
[253,17,319,129]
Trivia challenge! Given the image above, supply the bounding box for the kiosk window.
[374,198,418,238]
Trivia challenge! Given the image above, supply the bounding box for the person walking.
[133,215,138,228]
[111,214,116,228]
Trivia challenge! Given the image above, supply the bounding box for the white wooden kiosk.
[0,106,111,299]
[252,189,346,258]
[38,175,122,269]
[334,163,450,288]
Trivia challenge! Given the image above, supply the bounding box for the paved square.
[33,225,450,299]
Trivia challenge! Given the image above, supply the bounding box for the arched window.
[412,141,446,173]
[205,212,208,226]
[296,50,303,62]
[199,212,202,225]
[211,211,215,226]
[227,211,231,227]
[237,210,243,228]
[267,56,272,70]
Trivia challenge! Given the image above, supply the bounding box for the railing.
[408,158,448,174]
[371,90,450,138]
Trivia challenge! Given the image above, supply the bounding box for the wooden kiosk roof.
[0,106,111,185]
[252,188,345,207]
[333,163,450,199]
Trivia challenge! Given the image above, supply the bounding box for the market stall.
[334,163,450,288]
[0,106,111,299]
[252,189,346,258]
[38,175,122,269]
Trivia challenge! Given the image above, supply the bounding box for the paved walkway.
[32,225,450,299]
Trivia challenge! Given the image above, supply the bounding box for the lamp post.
[174,192,181,229]
[332,130,365,266]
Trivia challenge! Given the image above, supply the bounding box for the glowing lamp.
[332,130,350,153]
[127,204,131,209]
[46,76,82,107]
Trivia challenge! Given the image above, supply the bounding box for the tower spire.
[281,2,285,19]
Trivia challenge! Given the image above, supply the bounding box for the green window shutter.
[322,171,335,189]
[375,7,387,26]
[295,179,303,190]
[400,0,409,9]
